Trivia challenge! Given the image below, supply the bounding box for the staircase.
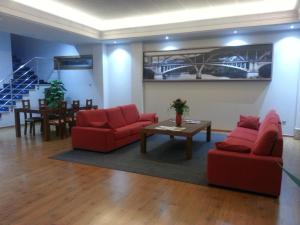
[0,56,49,113]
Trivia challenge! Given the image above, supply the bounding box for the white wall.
[102,31,300,136]
[143,31,300,135]
[103,43,144,110]
[0,31,13,127]
[0,31,12,80]
[11,35,103,108]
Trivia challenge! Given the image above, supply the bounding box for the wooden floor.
[0,127,299,225]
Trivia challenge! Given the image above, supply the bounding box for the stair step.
[0,94,25,100]
[0,94,23,100]
[0,107,9,112]
[12,78,38,84]
[0,89,30,94]
[3,84,36,89]
[13,76,37,81]
[14,66,31,72]
[0,100,16,105]
[14,71,35,78]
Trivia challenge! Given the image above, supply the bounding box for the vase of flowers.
[169,98,189,126]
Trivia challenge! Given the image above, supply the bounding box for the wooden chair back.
[50,101,67,125]
[38,99,47,110]
[22,100,32,119]
[72,100,80,112]
[86,99,93,109]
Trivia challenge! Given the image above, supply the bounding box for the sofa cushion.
[88,121,107,128]
[221,137,254,150]
[120,104,140,124]
[238,115,260,130]
[259,110,280,131]
[253,124,278,156]
[215,141,251,153]
[124,123,144,135]
[114,123,144,138]
[76,109,107,127]
[105,107,127,129]
[228,128,258,142]
[113,127,131,139]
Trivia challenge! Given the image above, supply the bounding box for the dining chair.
[48,101,68,139]
[72,100,80,112]
[86,99,93,109]
[21,99,43,136]
[38,99,47,109]
[64,100,79,132]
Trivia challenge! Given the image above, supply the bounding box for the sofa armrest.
[207,149,282,196]
[139,113,158,123]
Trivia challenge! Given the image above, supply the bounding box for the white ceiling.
[0,0,299,43]
[10,0,299,30]
[58,0,245,20]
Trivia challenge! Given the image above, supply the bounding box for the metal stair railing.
[0,57,53,111]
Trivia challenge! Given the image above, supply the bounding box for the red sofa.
[207,110,283,196]
[72,104,158,152]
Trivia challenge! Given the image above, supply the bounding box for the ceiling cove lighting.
[12,0,298,31]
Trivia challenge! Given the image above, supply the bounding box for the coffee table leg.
[141,131,147,153]
[206,125,211,142]
[186,136,193,160]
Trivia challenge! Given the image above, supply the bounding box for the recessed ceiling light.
[290,25,295,29]
[165,36,169,40]
[233,30,238,34]
[113,41,117,44]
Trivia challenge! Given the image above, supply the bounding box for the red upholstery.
[207,110,283,196]
[105,107,127,129]
[72,104,158,152]
[76,110,107,127]
[237,115,260,130]
[208,150,283,196]
[120,104,140,124]
[89,121,107,128]
[139,113,158,123]
[253,123,278,156]
[215,141,251,153]
[228,128,258,142]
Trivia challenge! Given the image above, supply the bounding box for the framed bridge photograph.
[143,44,273,81]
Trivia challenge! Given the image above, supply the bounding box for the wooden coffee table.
[140,119,211,159]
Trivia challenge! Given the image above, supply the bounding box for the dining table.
[14,105,98,141]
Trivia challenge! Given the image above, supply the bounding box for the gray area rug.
[51,133,226,185]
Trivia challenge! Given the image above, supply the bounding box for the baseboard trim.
[212,129,231,133]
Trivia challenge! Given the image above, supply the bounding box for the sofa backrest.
[119,104,140,124]
[76,109,108,127]
[105,107,127,129]
[253,110,283,157]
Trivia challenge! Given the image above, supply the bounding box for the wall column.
[130,42,144,112]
